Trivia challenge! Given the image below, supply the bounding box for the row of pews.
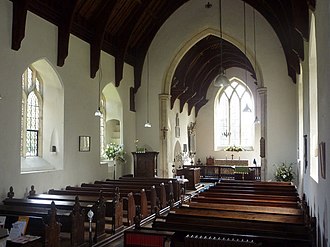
[0,177,183,246]
[152,180,316,247]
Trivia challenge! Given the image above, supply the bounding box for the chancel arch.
[161,27,267,179]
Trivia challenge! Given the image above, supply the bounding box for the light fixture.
[214,0,230,88]
[144,52,151,128]
[243,103,252,112]
[242,2,252,115]
[94,68,102,117]
[253,9,260,125]
[222,129,231,138]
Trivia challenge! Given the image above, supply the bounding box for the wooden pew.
[0,197,86,246]
[217,180,295,189]
[95,180,172,206]
[0,202,69,247]
[63,186,153,219]
[46,189,135,228]
[219,180,292,186]
[3,196,107,242]
[208,186,299,196]
[198,191,300,202]
[171,206,305,225]
[153,211,312,246]
[118,177,181,202]
[75,183,166,209]
[185,201,303,216]
[192,195,299,208]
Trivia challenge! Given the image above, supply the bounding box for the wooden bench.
[0,202,74,247]
[118,177,182,202]
[208,186,299,196]
[171,206,305,225]
[192,195,299,208]
[153,212,312,246]
[28,192,124,231]
[3,196,108,242]
[63,186,155,218]
[47,188,134,228]
[185,201,303,216]
[76,183,166,209]
[99,179,173,206]
[198,191,300,202]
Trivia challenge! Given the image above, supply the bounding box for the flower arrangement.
[105,143,126,162]
[224,145,244,152]
[274,162,295,182]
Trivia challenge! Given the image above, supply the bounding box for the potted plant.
[274,162,295,182]
[105,143,126,162]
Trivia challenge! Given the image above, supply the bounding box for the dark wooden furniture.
[184,164,261,181]
[177,167,200,190]
[119,176,182,202]
[124,228,174,247]
[152,181,315,247]
[132,152,159,177]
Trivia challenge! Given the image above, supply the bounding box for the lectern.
[132,152,159,177]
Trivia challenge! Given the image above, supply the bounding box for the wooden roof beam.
[57,0,79,67]
[90,1,117,78]
[115,2,150,87]
[10,0,29,51]
[291,0,309,41]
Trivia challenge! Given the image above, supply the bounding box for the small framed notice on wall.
[79,136,91,152]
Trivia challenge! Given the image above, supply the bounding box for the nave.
[0,177,315,247]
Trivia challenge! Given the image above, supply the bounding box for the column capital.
[257,87,267,95]
[159,93,171,101]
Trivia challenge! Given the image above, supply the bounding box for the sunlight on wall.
[309,13,318,183]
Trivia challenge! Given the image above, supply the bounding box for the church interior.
[0,0,329,246]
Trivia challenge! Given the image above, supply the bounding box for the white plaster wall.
[303,1,330,245]
[0,1,135,198]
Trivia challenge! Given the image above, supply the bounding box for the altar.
[214,159,249,166]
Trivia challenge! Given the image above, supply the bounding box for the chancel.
[0,0,328,246]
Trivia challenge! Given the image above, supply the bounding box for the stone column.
[258,87,267,180]
[159,93,171,177]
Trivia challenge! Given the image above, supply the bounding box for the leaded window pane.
[215,79,254,149]
[21,67,43,158]
[27,68,33,89]
[26,130,38,156]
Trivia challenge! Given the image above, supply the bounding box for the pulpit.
[177,167,200,190]
[132,152,158,177]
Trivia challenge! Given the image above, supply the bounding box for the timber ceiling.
[10,0,315,114]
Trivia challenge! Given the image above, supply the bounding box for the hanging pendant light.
[94,68,102,117]
[144,52,151,128]
[242,2,252,114]
[214,0,230,88]
[243,103,252,112]
[253,9,260,124]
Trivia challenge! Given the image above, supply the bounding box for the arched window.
[21,67,43,157]
[20,59,64,173]
[214,78,254,150]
